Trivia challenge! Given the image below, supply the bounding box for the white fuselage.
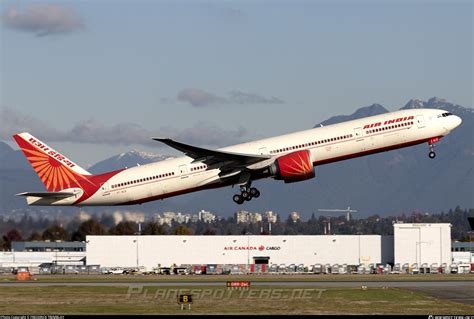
[76,108,460,206]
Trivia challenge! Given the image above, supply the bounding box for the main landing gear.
[428,137,440,159]
[232,184,260,205]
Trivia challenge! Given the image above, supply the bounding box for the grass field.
[1,273,473,282]
[0,285,473,315]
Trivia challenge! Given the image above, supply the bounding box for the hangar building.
[86,234,394,269]
[394,223,451,265]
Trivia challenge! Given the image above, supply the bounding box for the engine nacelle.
[269,150,315,183]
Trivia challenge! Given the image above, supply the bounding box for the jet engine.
[269,150,315,183]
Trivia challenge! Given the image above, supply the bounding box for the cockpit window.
[438,112,453,118]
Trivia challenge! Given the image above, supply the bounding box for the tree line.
[1,206,472,250]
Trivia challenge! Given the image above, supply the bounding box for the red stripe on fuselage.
[116,135,440,206]
[117,179,236,205]
[312,136,439,166]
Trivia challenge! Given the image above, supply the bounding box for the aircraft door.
[100,182,109,195]
[179,164,188,179]
[416,115,426,128]
[354,127,366,151]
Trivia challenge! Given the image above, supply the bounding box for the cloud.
[177,88,226,107]
[2,4,84,36]
[111,211,145,225]
[229,91,285,105]
[0,108,250,148]
[67,120,151,145]
[78,211,91,222]
[176,88,286,107]
[0,108,61,140]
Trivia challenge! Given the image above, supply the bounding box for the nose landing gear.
[232,183,260,205]
[428,137,440,159]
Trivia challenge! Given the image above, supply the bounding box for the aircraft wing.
[152,138,271,166]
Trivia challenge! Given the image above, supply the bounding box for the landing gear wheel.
[241,191,251,201]
[428,151,436,159]
[233,194,244,204]
[249,187,260,198]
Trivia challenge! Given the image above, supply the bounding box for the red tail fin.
[13,132,91,192]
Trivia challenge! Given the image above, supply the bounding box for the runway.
[0,280,472,288]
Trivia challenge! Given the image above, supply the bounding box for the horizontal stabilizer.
[16,192,75,198]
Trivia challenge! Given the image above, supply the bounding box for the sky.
[0,0,472,167]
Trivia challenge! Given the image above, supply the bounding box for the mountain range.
[88,150,174,174]
[0,97,472,218]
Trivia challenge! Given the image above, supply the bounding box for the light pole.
[247,234,250,274]
[133,238,139,271]
[83,240,90,274]
[53,231,60,274]
[135,220,142,272]
[246,232,253,274]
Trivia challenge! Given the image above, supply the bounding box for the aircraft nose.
[452,115,462,129]
[445,115,462,132]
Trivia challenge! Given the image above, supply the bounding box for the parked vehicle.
[206,264,217,274]
[440,263,448,274]
[269,264,278,273]
[287,264,296,273]
[449,264,458,274]
[228,265,240,275]
[367,264,376,274]
[401,263,410,273]
[458,263,470,274]
[64,265,79,274]
[278,264,287,273]
[323,264,331,274]
[430,263,439,274]
[376,264,384,274]
[159,267,171,275]
[108,267,125,275]
[391,264,401,274]
[339,264,348,274]
[296,264,304,273]
[346,265,357,274]
[170,267,187,275]
[312,264,322,274]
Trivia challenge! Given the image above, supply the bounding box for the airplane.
[13,108,461,206]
